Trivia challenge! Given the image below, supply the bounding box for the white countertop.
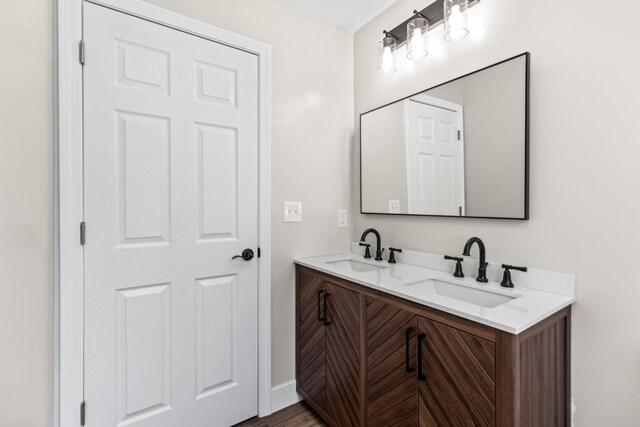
[294,249,575,335]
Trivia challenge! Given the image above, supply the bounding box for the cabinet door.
[296,273,326,409]
[366,298,418,426]
[325,282,361,427]
[418,317,496,427]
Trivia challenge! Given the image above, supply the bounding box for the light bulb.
[411,29,424,49]
[445,1,469,42]
[381,46,395,73]
[379,34,397,74]
[408,29,427,60]
[407,17,428,61]
[450,5,464,28]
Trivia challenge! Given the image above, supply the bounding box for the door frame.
[54,1,272,426]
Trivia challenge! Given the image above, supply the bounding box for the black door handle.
[317,290,325,322]
[323,293,330,325]
[232,248,254,261]
[405,327,415,373]
[417,333,426,381]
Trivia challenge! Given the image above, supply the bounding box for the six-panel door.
[83,3,260,426]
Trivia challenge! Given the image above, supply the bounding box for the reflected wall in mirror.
[361,52,529,219]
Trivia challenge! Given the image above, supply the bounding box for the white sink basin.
[405,277,518,308]
[326,259,388,273]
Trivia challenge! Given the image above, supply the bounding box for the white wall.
[354,0,640,425]
[0,2,53,426]
[0,1,352,425]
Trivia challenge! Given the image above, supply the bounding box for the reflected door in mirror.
[406,98,465,216]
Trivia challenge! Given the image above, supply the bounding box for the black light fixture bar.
[384,0,480,44]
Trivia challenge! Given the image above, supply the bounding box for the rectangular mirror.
[360,52,529,219]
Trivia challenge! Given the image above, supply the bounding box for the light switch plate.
[283,201,302,222]
[389,200,400,213]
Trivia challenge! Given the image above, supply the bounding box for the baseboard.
[271,380,302,413]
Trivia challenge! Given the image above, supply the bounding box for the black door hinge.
[80,222,86,245]
[257,247,261,258]
[80,401,86,426]
[79,40,85,65]
[457,130,461,140]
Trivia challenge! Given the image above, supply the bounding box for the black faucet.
[462,237,488,282]
[360,228,384,261]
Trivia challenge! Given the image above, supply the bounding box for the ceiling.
[276,0,398,32]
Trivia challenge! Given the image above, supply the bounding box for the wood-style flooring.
[234,401,326,427]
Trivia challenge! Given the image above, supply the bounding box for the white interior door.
[405,98,465,215]
[83,2,259,426]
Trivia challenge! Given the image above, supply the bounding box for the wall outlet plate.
[389,200,400,213]
[338,209,347,228]
[283,201,302,222]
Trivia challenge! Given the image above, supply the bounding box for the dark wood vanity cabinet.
[297,273,327,409]
[365,297,418,426]
[296,265,571,427]
[365,298,495,427]
[418,316,495,427]
[296,270,361,426]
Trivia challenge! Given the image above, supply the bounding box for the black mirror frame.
[359,52,530,220]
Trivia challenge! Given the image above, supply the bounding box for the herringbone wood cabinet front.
[296,265,571,427]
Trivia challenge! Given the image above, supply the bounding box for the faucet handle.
[500,264,528,288]
[359,242,372,259]
[388,247,402,263]
[444,255,464,278]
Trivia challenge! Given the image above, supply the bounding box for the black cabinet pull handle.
[417,333,427,381]
[317,290,325,322]
[323,293,331,325]
[232,248,254,261]
[405,327,415,372]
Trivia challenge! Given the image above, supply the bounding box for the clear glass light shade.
[378,36,397,75]
[407,17,428,61]
[444,0,469,42]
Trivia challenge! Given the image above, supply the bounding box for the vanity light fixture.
[444,0,469,42]
[407,11,429,61]
[379,0,479,72]
[378,31,398,75]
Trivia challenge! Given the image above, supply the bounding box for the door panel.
[117,111,171,244]
[197,124,238,240]
[418,317,496,427]
[195,275,238,398]
[325,283,360,427]
[366,298,418,426]
[116,284,172,422]
[83,3,259,426]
